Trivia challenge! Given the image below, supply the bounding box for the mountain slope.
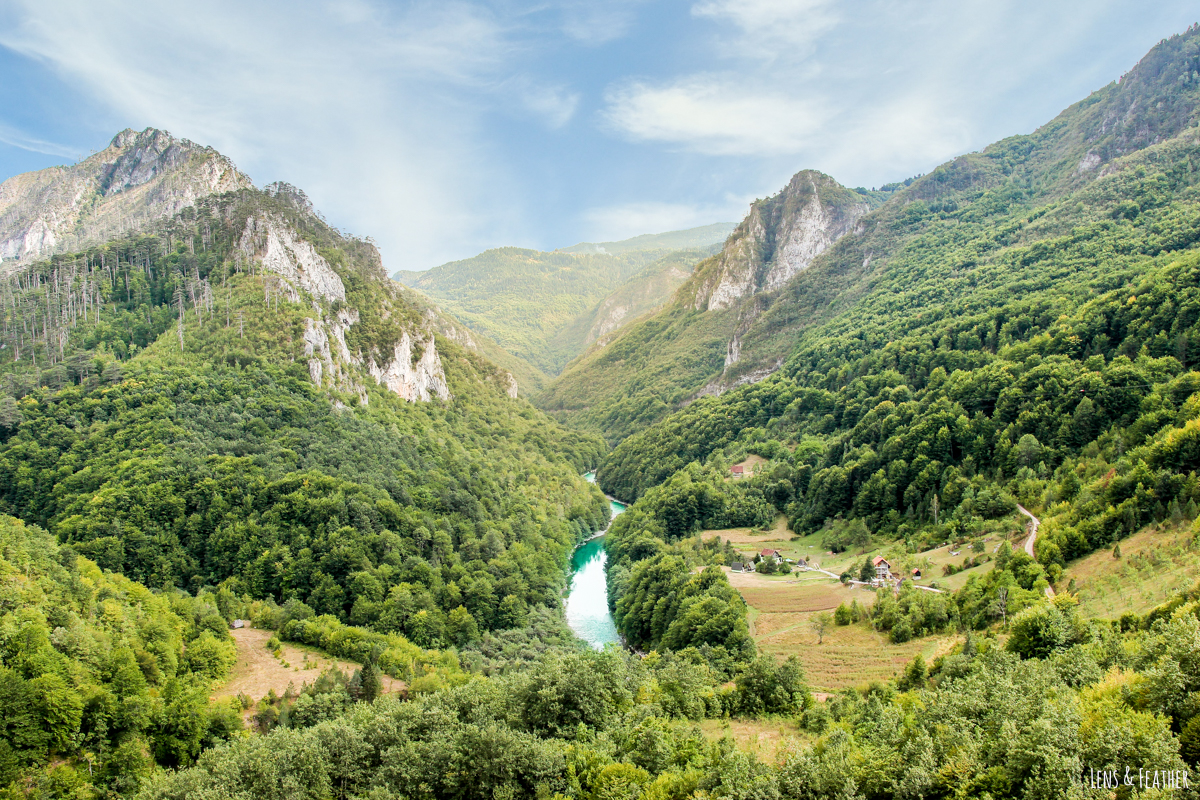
[393,236,722,377]
[0,165,610,652]
[559,245,719,353]
[539,172,880,443]
[558,222,736,255]
[0,128,251,268]
[594,25,1200,556]
[543,29,1200,447]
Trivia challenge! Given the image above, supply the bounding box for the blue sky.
[0,1,1196,272]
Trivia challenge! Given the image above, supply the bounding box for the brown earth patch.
[212,627,405,704]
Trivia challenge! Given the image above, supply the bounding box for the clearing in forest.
[1063,522,1200,618]
[698,718,810,763]
[719,565,958,691]
[212,627,405,704]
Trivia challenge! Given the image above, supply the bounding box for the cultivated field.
[212,627,405,705]
[1063,522,1200,618]
[715,564,956,691]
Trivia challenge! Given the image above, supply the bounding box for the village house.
[760,548,783,564]
[731,562,746,572]
[730,465,744,479]
[872,556,893,585]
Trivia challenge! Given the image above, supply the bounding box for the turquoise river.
[566,473,625,649]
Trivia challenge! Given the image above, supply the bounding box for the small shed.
[231,619,246,629]
[731,562,745,572]
[911,568,922,579]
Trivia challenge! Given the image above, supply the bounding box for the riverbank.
[566,473,626,649]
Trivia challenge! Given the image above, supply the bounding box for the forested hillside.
[144,599,1200,800]
[0,515,244,795]
[544,29,1200,447]
[393,225,731,380]
[0,177,610,626]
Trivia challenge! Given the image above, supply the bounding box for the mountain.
[558,221,736,255]
[0,128,251,267]
[544,28,1200,448]
[560,245,719,352]
[0,134,620,793]
[392,231,727,377]
[0,142,610,646]
[595,25,1200,516]
[539,171,883,443]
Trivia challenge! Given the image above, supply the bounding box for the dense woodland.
[6,23,1200,800]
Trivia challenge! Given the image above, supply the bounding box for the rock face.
[239,214,346,303]
[368,332,451,402]
[239,214,451,404]
[691,170,869,311]
[0,128,251,268]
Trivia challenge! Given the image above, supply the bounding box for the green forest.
[6,19,1200,800]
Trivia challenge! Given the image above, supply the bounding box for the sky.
[0,1,1197,272]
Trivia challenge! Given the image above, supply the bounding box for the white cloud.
[0,122,81,159]
[581,198,749,243]
[515,81,580,129]
[604,76,827,156]
[559,0,647,44]
[691,0,836,58]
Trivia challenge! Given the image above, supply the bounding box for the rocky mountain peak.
[0,127,252,269]
[688,169,869,311]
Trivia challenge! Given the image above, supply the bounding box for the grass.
[1062,522,1200,619]
[697,718,810,763]
[212,627,404,705]
[719,563,958,691]
[758,619,958,692]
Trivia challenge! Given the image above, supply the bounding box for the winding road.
[1017,504,1055,598]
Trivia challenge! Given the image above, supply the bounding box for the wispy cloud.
[0,121,81,159]
[0,0,544,269]
[598,0,1185,189]
[512,79,581,129]
[604,76,827,156]
[691,0,837,59]
[559,0,647,44]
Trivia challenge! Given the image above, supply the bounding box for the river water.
[565,473,625,649]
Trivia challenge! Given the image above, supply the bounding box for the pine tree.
[347,669,363,701]
[1113,543,1122,559]
[361,662,381,703]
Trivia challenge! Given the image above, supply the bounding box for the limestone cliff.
[238,211,452,404]
[0,128,251,269]
[688,171,869,312]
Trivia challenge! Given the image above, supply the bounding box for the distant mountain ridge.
[558,222,736,256]
[391,224,734,380]
[0,127,251,268]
